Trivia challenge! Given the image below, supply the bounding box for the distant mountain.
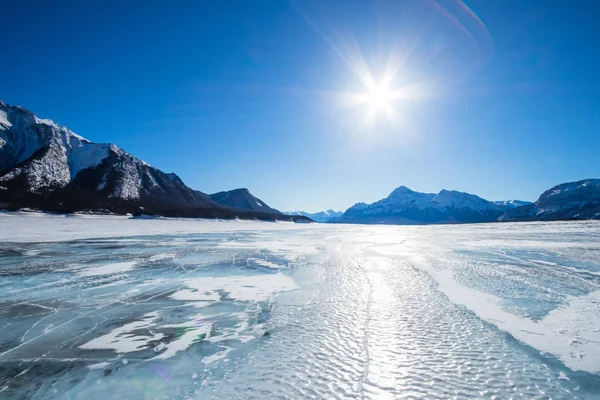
[500,179,600,222]
[332,186,510,225]
[285,209,343,222]
[210,188,279,214]
[0,101,310,222]
[493,200,532,208]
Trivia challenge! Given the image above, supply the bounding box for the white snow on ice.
[79,312,163,353]
[172,273,299,303]
[78,261,137,277]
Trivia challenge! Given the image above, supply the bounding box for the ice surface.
[78,261,137,277]
[0,213,599,398]
[172,274,298,303]
[79,312,164,353]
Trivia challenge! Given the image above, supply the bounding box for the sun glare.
[350,77,403,123]
[364,82,394,114]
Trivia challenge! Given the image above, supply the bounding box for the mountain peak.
[544,179,600,200]
[389,185,415,197]
[437,189,457,195]
[493,200,532,208]
[433,189,503,211]
[335,186,508,224]
[500,179,600,221]
[1,101,91,143]
[209,188,278,214]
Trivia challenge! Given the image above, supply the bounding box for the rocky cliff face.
[0,101,310,222]
[500,179,600,221]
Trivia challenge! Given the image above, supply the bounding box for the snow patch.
[78,261,137,277]
[67,140,110,178]
[0,167,22,182]
[172,273,298,303]
[87,362,111,370]
[248,257,285,269]
[80,312,163,353]
[109,151,142,200]
[0,109,11,128]
[152,319,213,360]
[34,116,90,143]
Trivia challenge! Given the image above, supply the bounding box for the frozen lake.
[0,213,599,399]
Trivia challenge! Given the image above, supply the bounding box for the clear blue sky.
[2,0,599,212]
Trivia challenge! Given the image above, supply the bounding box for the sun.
[365,82,394,114]
[350,79,398,120]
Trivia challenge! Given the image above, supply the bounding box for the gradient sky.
[2,0,599,212]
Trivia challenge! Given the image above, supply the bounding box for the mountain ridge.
[209,188,280,214]
[0,101,311,222]
[2,101,597,225]
[494,200,533,208]
[499,179,600,222]
[332,186,527,225]
[284,209,343,222]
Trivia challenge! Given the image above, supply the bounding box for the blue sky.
[2,0,599,212]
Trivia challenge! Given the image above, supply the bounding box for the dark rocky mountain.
[499,179,600,222]
[284,209,343,223]
[331,186,511,225]
[210,188,279,214]
[0,101,311,222]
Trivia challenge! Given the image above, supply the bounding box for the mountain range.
[499,179,600,221]
[330,186,521,224]
[331,180,600,225]
[284,209,343,222]
[1,101,598,225]
[0,101,311,222]
[493,200,532,209]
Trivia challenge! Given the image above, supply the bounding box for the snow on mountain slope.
[209,188,280,214]
[334,186,509,225]
[346,202,369,212]
[0,103,48,169]
[432,189,505,211]
[0,102,211,206]
[0,102,312,222]
[500,179,600,221]
[0,102,111,192]
[493,200,532,208]
[376,186,437,210]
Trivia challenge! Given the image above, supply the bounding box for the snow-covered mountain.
[332,186,510,225]
[0,102,115,192]
[493,200,532,208]
[284,209,343,222]
[0,101,310,222]
[210,188,280,214]
[500,179,600,222]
